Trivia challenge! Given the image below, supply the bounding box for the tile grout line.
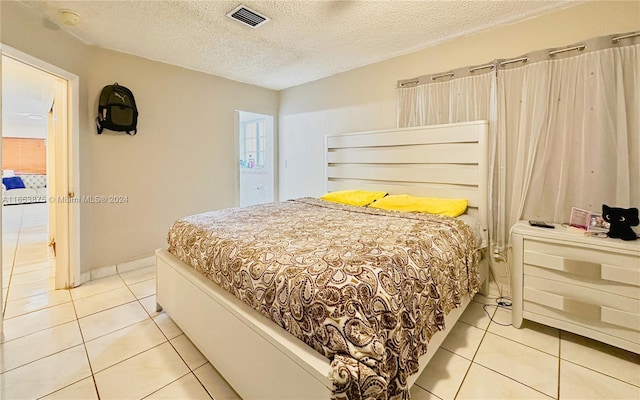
[561,357,640,390]
[415,293,501,399]
[79,308,152,343]
[69,286,101,400]
[494,313,638,392]
[191,374,218,400]
[92,340,168,375]
[74,295,140,320]
[558,329,640,388]
[2,207,94,398]
[125,273,217,399]
[0,322,81,376]
[10,276,155,397]
[557,331,562,399]
[451,309,491,400]
[483,327,559,358]
[473,363,558,400]
[117,274,218,399]
[139,371,195,400]
[0,303,76,344]
[2,205,24,316]
[452,306,557,400]
[0,208,170,399]
[479,300,565,357]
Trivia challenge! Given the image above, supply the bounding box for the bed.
[156,120,490,400]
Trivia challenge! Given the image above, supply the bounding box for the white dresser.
[511,221,640,353]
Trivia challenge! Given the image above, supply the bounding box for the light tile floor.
[1,203,639,399]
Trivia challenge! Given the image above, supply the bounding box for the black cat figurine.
[602,204,639,241]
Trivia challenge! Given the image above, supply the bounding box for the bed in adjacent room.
[156,120,490,400]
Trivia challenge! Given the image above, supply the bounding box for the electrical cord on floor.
[482,296,513,326]
[479,269,513,326]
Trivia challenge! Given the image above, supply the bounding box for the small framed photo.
[569,207,591,231]
[589,213,610,233]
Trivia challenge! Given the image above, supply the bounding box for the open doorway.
[237,111,275,207]
[2,56,57,316]
[1,48,79,326]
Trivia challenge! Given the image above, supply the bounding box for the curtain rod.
[431,72,454,81]
[398,80,419,87]
[549,45,585,57]
[499,57,528,67]
[400,63,495,87]
[612,31,640,43]
[469,64,495,73]
[397,30,639,89]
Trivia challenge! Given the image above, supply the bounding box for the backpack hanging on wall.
[96,83,138,135]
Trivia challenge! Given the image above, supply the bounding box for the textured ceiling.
[21,0,575,90]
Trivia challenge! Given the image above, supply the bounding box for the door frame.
[0,45,81,294]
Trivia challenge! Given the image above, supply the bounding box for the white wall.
[1,1,279,273]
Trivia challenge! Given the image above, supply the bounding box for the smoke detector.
[59,9,81,26]
[226,5,270,29]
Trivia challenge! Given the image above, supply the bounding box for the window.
[240,119,266,169]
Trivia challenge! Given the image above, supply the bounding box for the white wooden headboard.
[325,121,489,229]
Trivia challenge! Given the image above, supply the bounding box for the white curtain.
[397,40,639,261]
[397,72,494,127]
[500,44,639,242]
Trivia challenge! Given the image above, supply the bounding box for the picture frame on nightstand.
[569,207,591,230]
[588,212,610,235]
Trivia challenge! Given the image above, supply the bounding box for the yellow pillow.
[369,194,468,217]
[320,190,388,207]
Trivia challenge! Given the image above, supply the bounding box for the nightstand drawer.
[523,240,640,297]
[524,276,640,317]
[524,239,639,273]
[524,287,640,343]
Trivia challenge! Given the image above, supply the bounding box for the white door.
[50,77,71,289]
[238,111,275,207]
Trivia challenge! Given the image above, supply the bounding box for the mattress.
[167,198,481,399]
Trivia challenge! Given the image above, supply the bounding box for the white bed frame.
[156,120,490,400]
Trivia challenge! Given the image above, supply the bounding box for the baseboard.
[90,264,117,280]
[79,271,91,286]
[117,255,155,274]
[79,254,155,285]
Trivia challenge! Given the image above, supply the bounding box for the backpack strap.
[96,116,104,134]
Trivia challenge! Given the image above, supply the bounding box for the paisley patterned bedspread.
[167,198,481,400]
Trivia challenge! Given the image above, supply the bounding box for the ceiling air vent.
[226,5,270,28]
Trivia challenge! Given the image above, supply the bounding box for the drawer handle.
[524,251,600,278]
[523,287,599,318]
[601,306,640,330]
[601,264,640,286]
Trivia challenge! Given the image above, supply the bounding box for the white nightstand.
[511,221,640,353]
